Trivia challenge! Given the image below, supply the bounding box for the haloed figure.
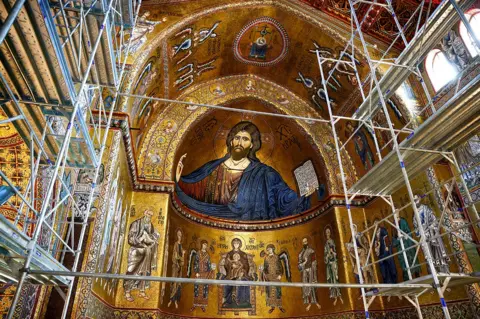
[123,209,159,302]
[191,240,212,312]
[221,238,252,308]
[175,121,315,221]
[413,195,450,273]
[262,244,286,313]
[345,121,374,170]
[324,227,343,306]
[392,212,421,281]
[374,221,398,284]
[347,224,375,291]
[169,229,186,308]
[298,237,321,311]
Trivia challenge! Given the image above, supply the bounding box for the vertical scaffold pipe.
[6,0,120,315]
[315,51,371,318]
[389,196,424,318]
[451,153,480,226]
[348,0,452,317]
[58,0,143,317]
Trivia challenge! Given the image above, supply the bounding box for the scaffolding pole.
[0,0,141,317]
[24,270,435,289]
[315,51,372,318]
[350,1,449,317]
[311,0,480,316]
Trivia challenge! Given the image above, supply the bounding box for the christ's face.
[231,131,252,159]
[202,242,208,250]
[267,247,274,255]
[326,228,331,239]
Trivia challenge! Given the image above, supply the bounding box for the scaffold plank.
[0,215,70,286]
[348,73,480,196]
[366,273,480,297]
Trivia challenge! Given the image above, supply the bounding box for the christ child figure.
[229,253,245,279]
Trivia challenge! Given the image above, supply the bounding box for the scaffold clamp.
[19,267,31,274]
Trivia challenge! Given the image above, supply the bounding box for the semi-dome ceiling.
[122,0,380,114]
[119,0,413,187]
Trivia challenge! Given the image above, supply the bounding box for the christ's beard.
[231,146,249,161]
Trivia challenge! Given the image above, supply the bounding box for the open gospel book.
[294,160,319,196]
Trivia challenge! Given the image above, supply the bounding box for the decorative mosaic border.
[0,133,24,147]
[171,192,372,231]
[72,131,122,319]
[92,111,175,193]
[82,293,474,319]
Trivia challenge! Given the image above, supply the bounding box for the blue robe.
[176,156,310,220]
[374,227,398,284]
[249,42,267,59]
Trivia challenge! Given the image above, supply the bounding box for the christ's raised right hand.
[176,153,187,182]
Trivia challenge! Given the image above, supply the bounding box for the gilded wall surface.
[159,203,359,317]
[64,0,480,317]
[72,130,134,318]
[71,101,475,319]
[71,97,477,319]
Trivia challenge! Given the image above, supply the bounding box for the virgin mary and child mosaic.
[175,121,319,221]
[216,238,257,315]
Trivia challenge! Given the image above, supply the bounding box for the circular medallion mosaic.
[233,17,289,67]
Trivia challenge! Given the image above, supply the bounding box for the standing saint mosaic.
[324,225,343,305]
[298,237,321,311]
[259,244,291,313]
[392,213,421,281]
[187,240,214,312]
[344,121,375,171]
[413,195,450,273]
[373,220,398,284]
[346,224,375,289]
[442,184,473,243]
[168,228,186,308]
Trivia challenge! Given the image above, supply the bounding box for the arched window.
[425,49,459,91]
[459,9,480,57]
